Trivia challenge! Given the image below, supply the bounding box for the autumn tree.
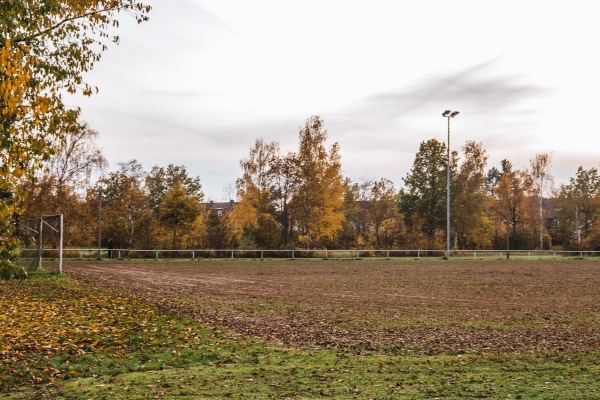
[9,122,105,251]
[271,152,300,246]
[20,182,94,249]
[205,207,228,249]
[582,193,600,250]
[234,138,280,248]
[145,164,203,215]
[339,179,367,248]
[142,164,204,249]
[484,166,502,196]
[553,167,600,249]
[1,1,149,274]
[235,118,348,249]
[492,161,535,251]
[99,160,151,251]
[158,181,202,249]
[329,177,402,249]
[366,178,399,248]
[399,139,456,249]
[19,122,106,210]
[294,116,345,248]
[453,141,492,249]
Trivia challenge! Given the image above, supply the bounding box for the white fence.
[23,247,600,261]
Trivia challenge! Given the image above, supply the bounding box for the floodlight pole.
[447,116,451,259]
[442,110,459,259]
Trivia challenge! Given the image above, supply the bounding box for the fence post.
[356,250,359,259]
[261,251,264,259]
[325,250,328,259]
[292,250,295,259]
[231,250,234,259]
[155,251,158,260]
[417,251,420,259]
[386,250,389,259]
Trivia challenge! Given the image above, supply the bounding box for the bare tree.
[222,183,236,202]
[46,123,107,212]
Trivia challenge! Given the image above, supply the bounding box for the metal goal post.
[21,214,63,274]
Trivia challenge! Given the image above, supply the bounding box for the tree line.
[13,115,600,253]
[2,1,600,277]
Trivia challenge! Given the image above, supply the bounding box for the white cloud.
[72,0,600,198]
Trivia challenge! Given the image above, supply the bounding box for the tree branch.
[12,5,125,44]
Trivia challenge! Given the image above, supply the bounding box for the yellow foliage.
[2,1,151,265]
[232,200,259,234]
[0,278,203,390]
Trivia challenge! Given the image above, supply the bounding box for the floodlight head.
[450,111,460,117]
[442,110,451,117]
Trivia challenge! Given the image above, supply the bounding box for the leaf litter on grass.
[2,261,600,399]
[0,277,251,392]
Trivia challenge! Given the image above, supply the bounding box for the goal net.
[19,214,63,274]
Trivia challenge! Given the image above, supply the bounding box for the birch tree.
[530,153,552,249]
[235,138,280,248]
[453,141,491,249]
[271,153,300,246]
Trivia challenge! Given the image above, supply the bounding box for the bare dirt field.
[65,259,600,355]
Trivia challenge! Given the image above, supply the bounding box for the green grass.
[1,271,598,399]
[15,351,599,399]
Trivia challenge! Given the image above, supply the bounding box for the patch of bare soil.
[66,260,600,355]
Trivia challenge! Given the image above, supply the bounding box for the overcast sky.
[71,0,600,200]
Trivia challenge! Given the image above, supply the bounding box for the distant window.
[216,208,223,217]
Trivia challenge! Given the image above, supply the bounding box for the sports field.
[66,259,600,355]
[3,258,599,398]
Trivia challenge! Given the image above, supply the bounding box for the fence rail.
[21,248,600,261]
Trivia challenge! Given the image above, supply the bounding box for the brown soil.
[65,259,600,355]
